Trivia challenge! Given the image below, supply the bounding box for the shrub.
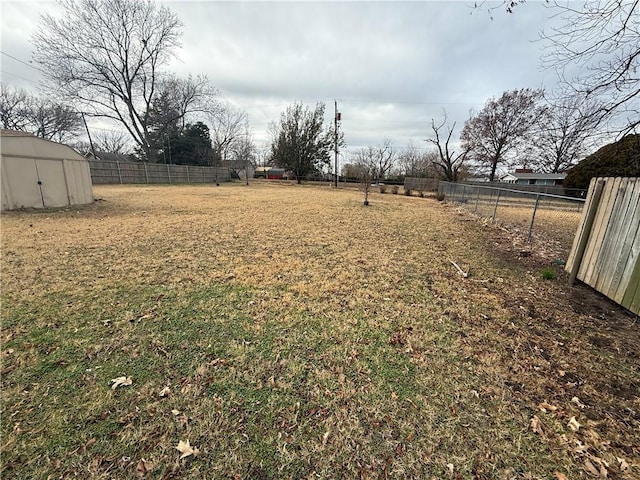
[418,191,425,198]
[391,185,399,195]
[404,188,412,196]
[379,185,387,194]
[435,192,445,201]
[564,134,640,191]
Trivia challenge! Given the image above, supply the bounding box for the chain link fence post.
[492,189,501,222]
[528,194,541,242]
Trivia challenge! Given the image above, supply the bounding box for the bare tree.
[352,148,378,205]
[461,88,545,181]
[541,1,639,135]
[26,101,81,142]
[1,83,81,141]
[530,93,601,173]
[0,84,30,131]
[396,141,438,178]
[33,0,217,161]
[373,138,396,184]
[426,112,468,181]
[210,105,248,165]
[231,127,257,185]
[481,1,639,136]
[95,130,131,155]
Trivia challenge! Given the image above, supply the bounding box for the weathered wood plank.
[566,177,598,273]
[621,258,640,315]
[579,178,618,283]
[606,179,640,301]
[594,178,637,295]
[613,201,640,304]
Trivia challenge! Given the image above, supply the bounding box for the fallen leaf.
[176,439,199,460]
[446,463,454,476]
[574,440,588,454]
[584,459,599,476]
[135,458,151,477]
[617,457,629,471]
[171,409,181,416]
[158,386,171,398]
[571,396,586,409]
[538,401,558,412]
[110,376,132,390]
[568,416,581,432]
[322,429,331,445]
[554,472,568,480]
[530,416,544,435]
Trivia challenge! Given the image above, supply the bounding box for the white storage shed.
[1,130,93,210]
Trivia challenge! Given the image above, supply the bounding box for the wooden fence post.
[144,163,149,183]
[116,161,123,184]
[167,163,171,184]
[569,179,605,285]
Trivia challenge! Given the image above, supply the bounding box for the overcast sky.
[1,0,567,160]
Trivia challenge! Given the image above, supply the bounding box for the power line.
[0,50,44,73]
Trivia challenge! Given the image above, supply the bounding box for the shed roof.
[1,131,87,162]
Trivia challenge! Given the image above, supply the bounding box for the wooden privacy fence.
[89,160,231,185]
[566,177,640,315]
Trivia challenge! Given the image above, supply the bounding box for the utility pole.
[334,100,341,188]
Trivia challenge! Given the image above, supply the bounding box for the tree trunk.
[489,160,498,182]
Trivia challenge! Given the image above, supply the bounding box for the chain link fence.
[438,182,586,253]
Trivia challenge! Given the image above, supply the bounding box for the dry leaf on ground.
[158,386,171,397]
[554,472,568,480]
[571,396,586,409]
[538,401,558,412]
[617,457,629,471]
[135,458,151,477]
[110,376,132,389]
[176,439,199,459]
[568,416,581,432]
[530,416,544,435]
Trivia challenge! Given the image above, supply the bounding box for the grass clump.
[541,267,556,280]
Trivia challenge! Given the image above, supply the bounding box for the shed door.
[2,157,44,209]
[35,159,69,207]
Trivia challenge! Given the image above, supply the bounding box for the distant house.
[254,166,286,179]
[500,169,566,186]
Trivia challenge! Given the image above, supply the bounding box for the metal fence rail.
[89,160,231,185]
[438,181,585,250]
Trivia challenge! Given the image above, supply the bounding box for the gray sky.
[1,0,565,160]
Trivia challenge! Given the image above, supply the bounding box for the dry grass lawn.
[2,183,638,479]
